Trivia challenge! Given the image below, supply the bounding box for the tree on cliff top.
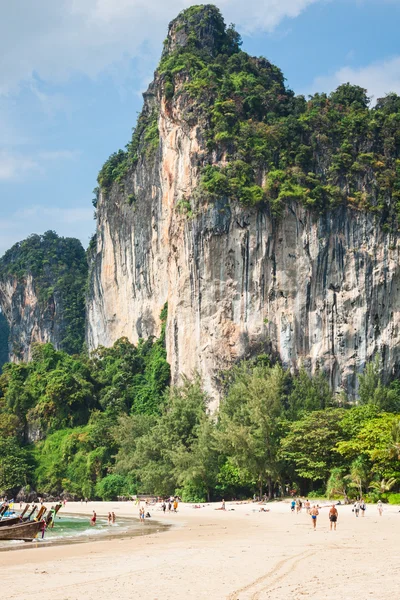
[98,4,400,223]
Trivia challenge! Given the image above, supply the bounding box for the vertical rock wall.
[86,79,400,402]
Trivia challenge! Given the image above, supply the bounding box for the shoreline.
[4,500,400,599]
[0,509,169,553]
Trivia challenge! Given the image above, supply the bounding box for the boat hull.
[0,517,22,527]
[0,520,44,541]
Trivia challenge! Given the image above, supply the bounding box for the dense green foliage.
[98,109,160,190]
[0,231,88,355]
[0,306,170,496]
[0,335,399,499]
[97,5,400,223]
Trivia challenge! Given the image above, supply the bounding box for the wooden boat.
[0,520,45,541]
[0,516,22,527]
[45,503,62,527]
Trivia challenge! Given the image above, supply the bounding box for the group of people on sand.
[352,499,367,517]
[160,497,179,514]
[290,498,338,530]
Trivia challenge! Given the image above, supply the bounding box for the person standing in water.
[107,512,112,525]
[90,510,97,526]
[329,505,338,531]
[111,512,116,524]
[310,505,319,529]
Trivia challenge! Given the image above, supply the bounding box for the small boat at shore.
[0,520,45,541]
[0,504,31,528]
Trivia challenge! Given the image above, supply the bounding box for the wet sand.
[3,500,400,599]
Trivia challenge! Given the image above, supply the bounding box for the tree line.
[0,330,399,503]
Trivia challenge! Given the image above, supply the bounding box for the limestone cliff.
[87,5,400,402]
[0,232,87,361]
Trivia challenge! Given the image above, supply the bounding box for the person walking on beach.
[360,499,366,517]
[329,505,338,531]
[90,511,97,526]
[173,498,178,512]
[162,501,166,514]
[168,500,172,512]
[290,499,296,513]
[310,505,319,529]
[354,500,360,517]
[305,499,311,514]
[377,500,383,516]
[139,507,145,523]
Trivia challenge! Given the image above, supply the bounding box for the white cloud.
[0,0,322,94]
[0,149,78,182]
[0,205,94,256]
[0,151,39,181]
[308,56,400,102]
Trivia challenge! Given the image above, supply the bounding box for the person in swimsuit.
[377,500,383,516]
[329,505,338,530]
[310,505,319,529]
[360,499,366,517]
[107,512,112,525]
[90,510,97,526]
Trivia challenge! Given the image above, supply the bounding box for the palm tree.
[345,458,369,499]
[369,478,397,494]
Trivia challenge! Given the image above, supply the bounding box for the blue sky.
[1,0,399,256]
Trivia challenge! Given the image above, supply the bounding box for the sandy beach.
[3,500,400,600]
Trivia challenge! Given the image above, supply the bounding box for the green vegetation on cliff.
[0,231,87,355]
[98,4,400,223]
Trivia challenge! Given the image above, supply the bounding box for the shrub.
[95,474,131,501]
[387,493,400,505]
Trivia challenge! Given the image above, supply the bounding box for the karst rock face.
[86,6,400,403]
[0,232,87,362]
[0,274,62,362]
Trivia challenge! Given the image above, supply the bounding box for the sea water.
[0,514,165,552]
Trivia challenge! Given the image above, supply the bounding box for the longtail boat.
[45,503,62,527]
[0,504,31,528]
[0,516,22,527]
[35,506,47,521]
[0,520,45,541]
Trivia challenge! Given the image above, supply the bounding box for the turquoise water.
[0,514,165,552]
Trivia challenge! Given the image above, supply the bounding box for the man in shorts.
[329,504,338,530]
[310,505,319,529]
